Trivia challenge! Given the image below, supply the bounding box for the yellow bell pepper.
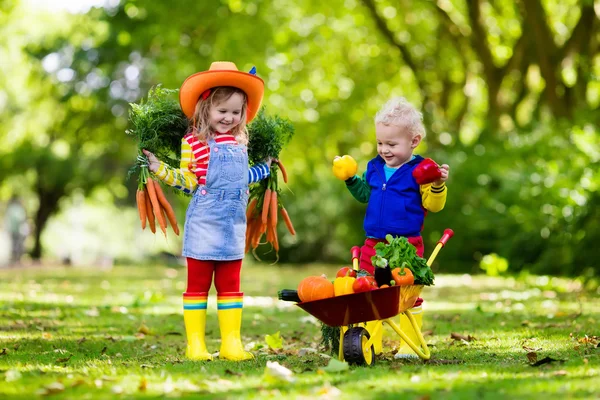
[332,155,358,181]
[334,276,356,296]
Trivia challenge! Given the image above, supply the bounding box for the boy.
[333,97,450,357]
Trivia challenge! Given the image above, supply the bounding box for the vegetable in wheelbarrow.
[372,234,435,286]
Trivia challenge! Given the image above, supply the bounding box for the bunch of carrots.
[245,159,295,258]
[135,162,180,237]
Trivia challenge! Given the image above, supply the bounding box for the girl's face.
[209,92,245,134]
[376,123,421,168]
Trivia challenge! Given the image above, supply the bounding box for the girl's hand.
[266,157,277,168]
[142,149,160,173]
[434,164,450,186]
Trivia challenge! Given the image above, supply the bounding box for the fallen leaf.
[100,346,107,355]
[111,385,124,394]
[138,377,148,392]
[71,379,86,388]
[55,355,72,363]
[531,356,565,367]
[138,323,151,335]
[263,361,295,383]
[552,370,568,376]
[165,331,182,336]
[225,369,242,377]
[298,348,317,357]
[77,337,87,345]
[39,382,65,395]
[265,331,284,350]
[526,352,538,363]
[5,370,22,382]
[450,333,476,342]
[0,348,7,356]
[42,332,52,340]
[319,358,349,373]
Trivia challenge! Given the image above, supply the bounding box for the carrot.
[261,188,272,225]
[280,207,296,236]
[251,221,263,249]
[245,216,259,252]
[146,177,166,236]
[153,179,179,236]
[136,189,147,230]
[246,198,258,220]
[144,189,156,234]
[269,190,278,228]
[266,215,274,243]
[276,160,288,183]
[271,224,279,252]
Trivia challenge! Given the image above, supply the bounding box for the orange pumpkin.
[297,276,334,302]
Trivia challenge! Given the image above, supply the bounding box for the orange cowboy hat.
[179,61,265,122]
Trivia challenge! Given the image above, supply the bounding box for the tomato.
[353,276,377,293]
[336,267,357,278]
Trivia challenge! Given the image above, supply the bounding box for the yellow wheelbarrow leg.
[365,320,383,355]
[338,326,348,361]
[396,304,423,358]
[385,310,430,360]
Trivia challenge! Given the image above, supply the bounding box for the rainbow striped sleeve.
[154,137,198,194]
[183,293,208,310]
[217,293,244,310]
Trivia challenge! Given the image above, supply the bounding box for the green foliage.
[480,253,509,276]
[1,0,598,278]
[247,107,295,165]
[373,235,435,285]
[126,86,188,174]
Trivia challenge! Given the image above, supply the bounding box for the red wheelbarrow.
[295,229,453,366]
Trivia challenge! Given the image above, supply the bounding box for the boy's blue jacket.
[363,154,425,238]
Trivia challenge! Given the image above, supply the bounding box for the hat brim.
[179,70,265,122]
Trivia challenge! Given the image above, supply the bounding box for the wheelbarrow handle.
[426,228,454,267]
[351,246,361,271]
[438,229,454,247]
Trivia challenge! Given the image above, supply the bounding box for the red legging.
[186,258,242,293]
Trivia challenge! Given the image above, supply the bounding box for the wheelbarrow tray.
[297,285,423,327]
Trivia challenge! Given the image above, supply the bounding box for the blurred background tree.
[0,0,598,280]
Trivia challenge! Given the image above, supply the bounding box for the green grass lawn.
[0,261,598,399]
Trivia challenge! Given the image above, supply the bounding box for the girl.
[143,61,270,361]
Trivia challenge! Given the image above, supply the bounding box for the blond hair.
[375,97,426,139]
[189,86,249,145]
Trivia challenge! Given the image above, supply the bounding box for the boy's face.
[375,123,421,168]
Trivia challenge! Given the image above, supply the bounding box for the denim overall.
[182,139,249,260]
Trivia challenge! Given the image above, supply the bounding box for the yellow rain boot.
[217,292,253,361]
[183,292,212,361]
[395,304,423,359]
[365,320,383,355]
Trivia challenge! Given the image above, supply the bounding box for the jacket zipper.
[375,163,386,230]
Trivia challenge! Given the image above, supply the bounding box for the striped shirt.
[154,133,269,194]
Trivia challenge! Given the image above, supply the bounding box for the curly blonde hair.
[375,97,426,139]
[189,86,249,145]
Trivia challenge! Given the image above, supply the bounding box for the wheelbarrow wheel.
[343,327,375,366]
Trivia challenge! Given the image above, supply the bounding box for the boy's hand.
[142,149,160,173]
[433,164,450,186]
[332,155,358,181]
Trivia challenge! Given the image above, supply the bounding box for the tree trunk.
[31,183,64,260]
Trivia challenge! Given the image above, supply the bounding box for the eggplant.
[374,266,393,287]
